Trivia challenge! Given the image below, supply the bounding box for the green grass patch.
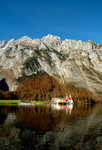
[0,100,22,103]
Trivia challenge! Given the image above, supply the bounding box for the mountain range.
[0,34,102,101]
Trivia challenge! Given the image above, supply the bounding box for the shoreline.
[0,99,101,105]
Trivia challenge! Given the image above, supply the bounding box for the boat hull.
[66,100,74,104]
[18,102,35,106]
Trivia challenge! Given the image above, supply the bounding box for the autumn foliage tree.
[16,73,96,103]
[16,73,62,101]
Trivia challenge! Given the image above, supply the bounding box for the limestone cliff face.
[0,34,102,94]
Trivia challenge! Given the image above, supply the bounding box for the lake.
[0,103,102,150]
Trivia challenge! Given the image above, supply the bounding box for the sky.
[0,0,102,43]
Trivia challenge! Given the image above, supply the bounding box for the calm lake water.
[0,103,102,150]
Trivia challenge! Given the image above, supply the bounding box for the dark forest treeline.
[0,90,18,100]
[0,73,100,103]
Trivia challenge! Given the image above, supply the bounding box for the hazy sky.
[0,0,102,43]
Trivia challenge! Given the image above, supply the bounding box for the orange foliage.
[16,74,62,100]
[16,73,97,103]
[0,73,99,103]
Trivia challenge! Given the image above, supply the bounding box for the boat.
[65,94,74,104]
[51,98,66,105]
[18,100,36,106]
[51,94,74,105]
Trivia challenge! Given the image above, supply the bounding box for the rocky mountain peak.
[0,35,102,100]
[20,36,32,41]
[41,34,62,47]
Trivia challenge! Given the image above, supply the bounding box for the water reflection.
[51,104,74,114]
[0,104,101,150]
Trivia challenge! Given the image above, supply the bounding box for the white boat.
[51,94,74,105]
[18,101,36,106]
[51,98,66,105]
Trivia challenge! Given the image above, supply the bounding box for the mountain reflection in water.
[0,104,102,150]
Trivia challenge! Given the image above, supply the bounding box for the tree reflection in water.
[0,104,101,150]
